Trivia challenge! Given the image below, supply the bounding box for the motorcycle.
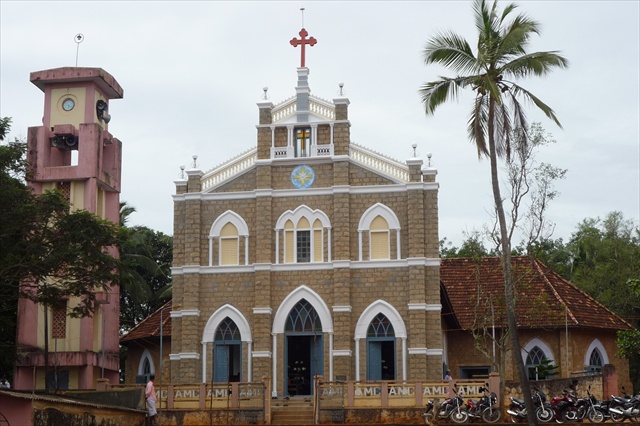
[507,386,553,423]
[424,384,469,424]
[466,384,501,423]
[608,386,640,422]
[575,386,605,423]
[549,389,578,423]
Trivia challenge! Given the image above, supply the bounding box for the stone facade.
[170,67,442,396]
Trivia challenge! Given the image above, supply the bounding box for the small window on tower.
[295,128,311,158]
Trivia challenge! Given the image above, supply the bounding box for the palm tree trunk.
[487,98,537,426]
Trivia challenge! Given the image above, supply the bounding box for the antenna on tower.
[300,7,305,27]
[74,33,84,67]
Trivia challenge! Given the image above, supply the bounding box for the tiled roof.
[120,257,634,343]
[120,300,171,343]
[440,256,634,332]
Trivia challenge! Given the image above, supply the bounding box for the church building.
[169,27,443,397]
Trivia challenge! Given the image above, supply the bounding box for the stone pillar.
[257,102,273,160]
[332,98,350,156]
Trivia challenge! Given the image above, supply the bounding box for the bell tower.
[14,67,124,390]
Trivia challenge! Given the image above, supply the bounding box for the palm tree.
[420,1,568,424]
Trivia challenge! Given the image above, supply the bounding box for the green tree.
[421,2,568,423]
[1,118,122,383]
[567,212,640,392]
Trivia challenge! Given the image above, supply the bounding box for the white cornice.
[252,351,272,358]
[171,258,441,275]
[408,303,442,311]
[169,352,200,360]
[171,309,200,318]
[332,350,352,357]
[172,180,439,203]
[253,307,272,315]
[332,305,352,313]
[408,348,442,356]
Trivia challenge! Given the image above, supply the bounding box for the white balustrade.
[201,148,258,190]
[349,143,410,182]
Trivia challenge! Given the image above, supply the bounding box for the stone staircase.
[271,396,315,425]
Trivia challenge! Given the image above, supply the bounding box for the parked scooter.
[507,386,553,423]
[608,386,640,422]
[424,384,469,424]
[549,389,578,423]
[466,384,501,423]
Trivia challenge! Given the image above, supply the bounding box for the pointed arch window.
[209,211,250,266]
[588,348,603,372]
[215,317,241,341]
[525,346,553,380]
[357,203,401,261]
[285,299,322,332]
[367,313,395,337]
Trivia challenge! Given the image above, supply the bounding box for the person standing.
[145,374,157,426]
[444,370,452,380]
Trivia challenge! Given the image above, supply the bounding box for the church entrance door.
[212,317,242,382]
[366,313,396,380]
[284,299,323,396]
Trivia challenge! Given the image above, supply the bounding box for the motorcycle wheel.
[449,409,469,424]
[482,407,501,423]
[509,413,523,423]
[562,408,578,422]
[587,408,605,423]
[536,406,554,423]
[609,411,624,423]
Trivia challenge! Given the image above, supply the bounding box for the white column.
[358,231,363,261]
[208,236,214,266]
[202,342,207,383]
[355,338,360,381]
[396,230,401,260]
[402,337,407,381]
[244,236,249,265]
[330,123,334,146]
[327,228,332,262]
[247,341,253,382]
[287,126,294,148]
[311,124,318,147]
[272,333,278,398]
[275,230,279,264]
[329,333,334,381]
[270,126,275,148]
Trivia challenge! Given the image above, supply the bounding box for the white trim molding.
[332,350,352,357]
[252,351,272,358]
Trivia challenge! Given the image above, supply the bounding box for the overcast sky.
[2,1,638,248]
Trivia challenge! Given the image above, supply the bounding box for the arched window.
[525,346,555,380]
[370,216,390,260]
[136,349,155,384]
[367,313,396,380]
[220,222,239,265]
[275,206,331,264]
[209,211,249,266]
[213,317,242,382]
[584,339,609,373]
[357,203,401,261]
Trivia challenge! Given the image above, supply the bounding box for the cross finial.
[290,27,317,68]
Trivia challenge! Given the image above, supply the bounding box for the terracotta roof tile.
[120,300,172,343]
[440,256,634,332]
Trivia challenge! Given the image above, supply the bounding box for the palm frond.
[502,51,569,78]
[467,95,489,157]
[420,77,463,115]
[424,31,478,74]
[510,84,563,128]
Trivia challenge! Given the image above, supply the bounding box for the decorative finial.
[192,155,198,168]
[339,82,344,96]
[180,165,185,179]
[412,144,418,158]
[427,152,433,167]
[262,86,269,100]
[74,33,84,67]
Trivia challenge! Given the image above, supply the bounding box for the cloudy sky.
[1,1,638,248]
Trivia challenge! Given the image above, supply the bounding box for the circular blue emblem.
[291,165,315,189]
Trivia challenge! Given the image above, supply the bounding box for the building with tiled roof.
[440,256,632,388]
[122,257,633,389]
